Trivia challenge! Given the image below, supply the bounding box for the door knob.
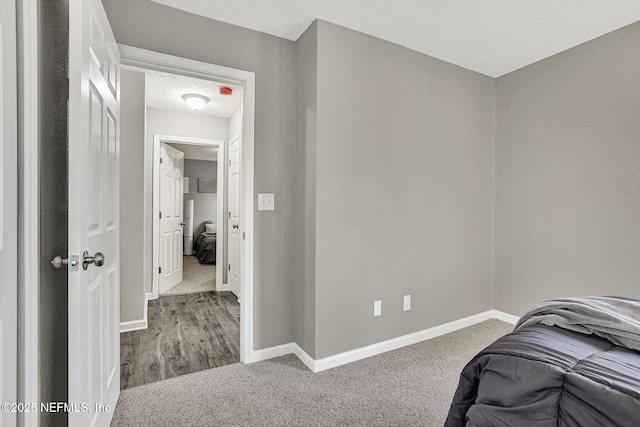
[232,224,239,229]
[51,254,80,271]
[83,250,105,270]
[51,256,69,269]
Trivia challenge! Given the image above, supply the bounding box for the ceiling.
[134,66,243,117]
[150,0,640,77]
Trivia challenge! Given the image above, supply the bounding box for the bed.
[445,296,640,426]
[195,221,216,264]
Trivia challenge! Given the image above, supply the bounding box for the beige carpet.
[112,319,513,426]
[161,256,216,297]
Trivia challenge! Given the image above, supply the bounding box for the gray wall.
[104,0,640,362]
[495,22,640,315]
[120,69,146,323]
[307,21,496,358]
[103,0,297,350]
[294,21,318,357]
[184,159,218,239]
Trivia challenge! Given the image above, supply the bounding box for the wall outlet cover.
[258,193,274,211]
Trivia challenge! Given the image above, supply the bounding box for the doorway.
[118,47,255,387]
[152,135,226,299]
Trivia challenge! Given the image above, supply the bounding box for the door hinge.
[159,267,162,274]
[228,159,231,167]
[228,211,231,219]
[243,232,246,240]
[159,212,162,219]
[160,158,163,164]
[228,264,231,271]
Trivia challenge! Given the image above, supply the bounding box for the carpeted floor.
[161,255,216,297]
[112,319,513,426]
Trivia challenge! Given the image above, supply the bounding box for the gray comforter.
[195,232,216,264]
[515,296,640,351]
[445,297,640,426]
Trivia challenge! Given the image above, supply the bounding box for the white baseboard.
[251,342,294,363]
[120,318,148,333]
[292,344,315,372]
[490,309,520,325]
[120,293,152,333]
[251,310,519,373]
[310,310,501,373]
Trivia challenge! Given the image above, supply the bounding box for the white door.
[68,0,120,425]
[159,143,184,294]
[0,1,17,425]
[228,136,241,299]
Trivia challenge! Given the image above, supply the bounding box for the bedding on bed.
[445,297,640,427]
[195,231,216,264]
[515,296,640,351]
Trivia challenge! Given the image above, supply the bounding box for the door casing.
[120,45,256,363]
[152,135,226,299]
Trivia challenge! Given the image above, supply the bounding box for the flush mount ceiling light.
[183,94,209,110]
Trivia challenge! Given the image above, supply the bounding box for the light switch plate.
[374,300,382,317]
[258,193,274,211]
[403,295,411,311]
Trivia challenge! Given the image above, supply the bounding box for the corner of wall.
[491,76,498,311]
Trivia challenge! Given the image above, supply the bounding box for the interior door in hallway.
[159,142,185,294]
[68,0,121,425]
[228,135,240,300]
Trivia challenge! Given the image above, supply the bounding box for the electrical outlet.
[403,295,411,311]
[374,300,382,317]
[258,193,274,211]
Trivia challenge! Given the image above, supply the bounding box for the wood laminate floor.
[120,291,240,389]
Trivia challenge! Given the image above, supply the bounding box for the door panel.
[159,143,184,294]
[68,0,120,425]
[228,136,241,299]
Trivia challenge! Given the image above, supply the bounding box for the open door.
[0,1,17,425]
[228,135,241,299]
[158,142,185,294]
[68,0,120,425]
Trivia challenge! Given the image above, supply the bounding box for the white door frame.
[120,45,256,363]
[152,135,226,299]
[20,1,41,425]
[1,0,18,425]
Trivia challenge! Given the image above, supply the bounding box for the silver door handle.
[83,250,105,270]
[51,255,80,271]
[51,256,68,269]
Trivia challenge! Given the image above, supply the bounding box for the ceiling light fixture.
[183,94,209,110]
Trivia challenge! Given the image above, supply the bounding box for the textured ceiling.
[136,67,243,117]
[151,0,640,77]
